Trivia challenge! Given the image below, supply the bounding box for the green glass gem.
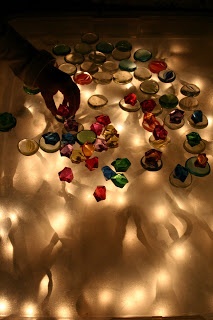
[159,94,179,109]
[96,41,114,54]
[111,158,131,172]
[111,173,129,188]
[115,40,132,52]
[52,44,71,56]
[119,59,137,72]
[186,132,202,147]
[23,85,40,95]
[134,48,152,62]
[0,112,17,132]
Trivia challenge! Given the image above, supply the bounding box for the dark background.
[5,0,213,19]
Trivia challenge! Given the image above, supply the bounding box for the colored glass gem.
[134,48,152,62]
[124,93,137,106]
[56,103,71,118]
[115,40,132,52]
[180,83,200,97]
[186,132,202,147]
[194,153,208,168]
[81,142,95,157]
[158,69,176,83]
[111,158,131,172]
[60,144,73,158]
[96,41,114,54]
[23,85,40,95]
[95,114,111,126]
[191,110,203,124]
[169,109,185,124]
[64,118,79,133]
[81,32,99,44]
[140,79,159,94]
[93,186,106,202]
[42,132,60,145]
[159,94,179,109]
[106,135,119,148]
[77,130,97,145]
[71,149,86,163]
[148,59,167,73]
[145,149,162,166]
[90,122,104,135]
[102,166,116,180]
[103,124,118,140]
[140,99,156,113]
[52,44,71,56]
[111,173,128,188]
[61,132,76,146]
[0,112,17,132]
[58,167,74,183]
[153,125,168,140]
[119,59,137,72]
[142,112,161,132]
[85,156,99,171]
[173,164,189,182]
[94,138,108,152]
[73,72,93,85]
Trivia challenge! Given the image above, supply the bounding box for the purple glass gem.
[173,164,189,182]
[94,138,108,152]
[191,110,203,124]
[60,144,73,158]
[102,165,116,180]
[42,132,60,145]
[169,109,184,124]
[58,167,74,183]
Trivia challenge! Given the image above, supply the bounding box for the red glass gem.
[93,186,106,202]
[85,156,99,171]
[148,59,167,73]
[95,114,111,126]
[124,93,137,106]
[56,103,71,118]
[142,112,161,132]
[58,167,74,183]
[153,124,168,140]
[73,72,93,84]
[140,99,156,113]
[194,153,208,168]
[90,122,104,135]
[145,149,162,166]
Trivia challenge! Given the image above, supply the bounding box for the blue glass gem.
[158,69,176,83]
[186,132,202,147]
[61,132,76,146]
[119,59,137,72]
[111,158,131,172]
[101,166,116,180]
[191,110,203,124]
[133,48,152,62]
[173,164,189,182]
[42,132,60,145]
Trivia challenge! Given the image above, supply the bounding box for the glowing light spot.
[116,124,124,132]
[39,275,49,297]
[123,226,136,247]
[170,244,187,261]
[0,298,9,314]
[154,206,168,222]
[23,303,36,316]
[157,270,171,288]
[99,290,113,304]
[56,304,72,317]
[153,305,168,316]
[51,213,68,233]
[9,213,18,224]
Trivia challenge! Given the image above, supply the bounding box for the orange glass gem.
[142,112,161,132]
[194,153,208,168]
[81,142,95,157]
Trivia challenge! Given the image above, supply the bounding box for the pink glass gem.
[148,59,167,73]
[57,103,71,118]
[94,138,108,152]
[142,112,161,132]
[58,167,74,183]
[153,124,168,140]
[85,156,99,171]
[90,122,104,135]
[73,72,93,85]
[93,186,106,202]
[194,153,208,168]
[124,93,137,106]
[81,142,95,157]
[95,114,111,126]
[140,99,156,113]
[60,144,73,158]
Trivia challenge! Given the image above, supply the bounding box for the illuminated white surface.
[0,15,213,319]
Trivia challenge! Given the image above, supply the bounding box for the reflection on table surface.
[0,15,213,319]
